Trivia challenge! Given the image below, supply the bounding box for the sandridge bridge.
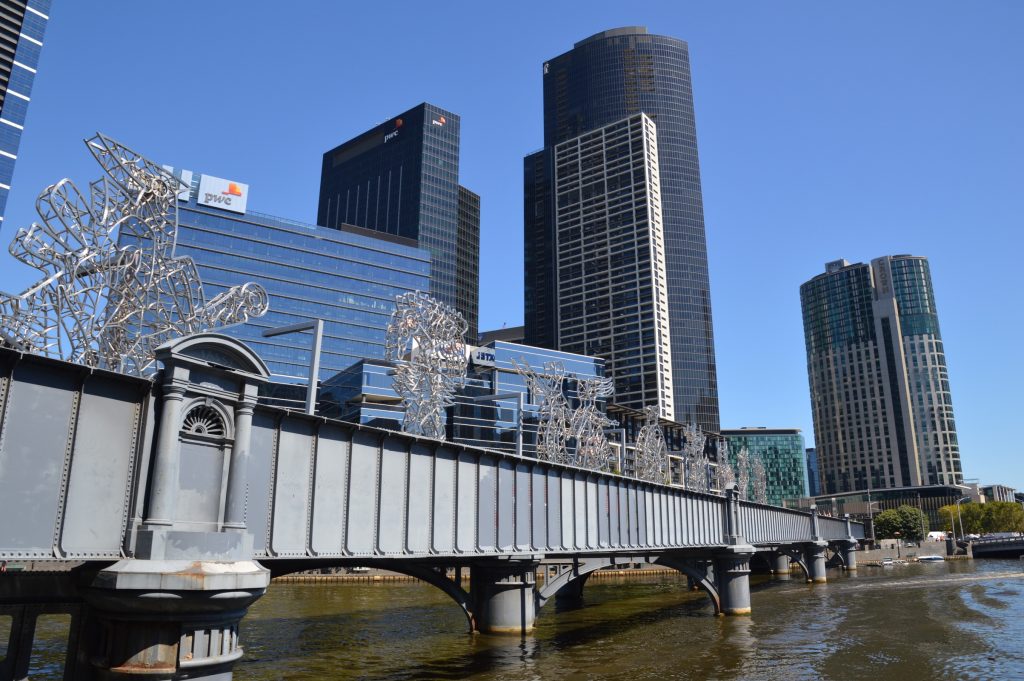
[0,335,864,680]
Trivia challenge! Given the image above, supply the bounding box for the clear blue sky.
[1,2,1021,488]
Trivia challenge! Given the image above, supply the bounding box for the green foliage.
[937,502,1024,534]
[873,505,929,541]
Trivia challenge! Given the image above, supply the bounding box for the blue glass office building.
[0,0,50,229]
[317,103,480,339]
[525,27,720,432]
[121,170,431,385]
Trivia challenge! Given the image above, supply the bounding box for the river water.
[237,559,1024,681]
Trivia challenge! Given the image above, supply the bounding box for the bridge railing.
[819,514,864,541]
[737,500,816,544]
[0,348,154,561]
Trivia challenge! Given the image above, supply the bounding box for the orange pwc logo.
[222,183,243,197]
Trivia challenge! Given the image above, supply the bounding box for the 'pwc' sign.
[198,175,249,214]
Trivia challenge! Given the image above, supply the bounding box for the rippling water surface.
[238,560,1024,680]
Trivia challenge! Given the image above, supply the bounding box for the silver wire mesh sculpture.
[568,376,617,471]
[385,291,468,440]
[715,451,737,493]
[634,405,670,483]
[0,133,268,375]
[735,446,751,501]
[751,455,768,504]
[513,358,572,465]
[683,423,710,492]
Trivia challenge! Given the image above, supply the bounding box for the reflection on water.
[238,560,1024,680]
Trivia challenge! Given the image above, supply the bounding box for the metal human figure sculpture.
[385,291,468,440]
[751,455,768,504]
[735,446,751,501]
[513,358,572,465]
[634,405,670,483]
[568,375,617,470]
[683,423,710,492]
[0,133,268,375]
[716,455,737,493]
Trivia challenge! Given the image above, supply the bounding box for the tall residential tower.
[318,103,480,338]
[800,256,962,494]
[0,0,50,229]
[524,27,719,428]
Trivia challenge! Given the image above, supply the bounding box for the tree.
[938,502,1024,534]
[874,505,928,541]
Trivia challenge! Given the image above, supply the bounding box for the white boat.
[881,558,894,566]
[917,555,945,562]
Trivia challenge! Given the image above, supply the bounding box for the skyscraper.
[0,0,50,230]
[524,27,719,430]
[317,102,480,339]
[800,256,962,494]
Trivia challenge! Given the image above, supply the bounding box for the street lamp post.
[262,319,324,415]
[954,496,971,542]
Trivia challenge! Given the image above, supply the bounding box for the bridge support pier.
[770,552,790,573]
[842,542,858,571]
[805,542,828,583]
[81,559,269,679]
[714,550,754,615]
[470,561,539,634]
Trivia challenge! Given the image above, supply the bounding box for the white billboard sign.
[197,174,248,214]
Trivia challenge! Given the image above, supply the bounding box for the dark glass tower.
[318,102,480,339]
[0,0,50,230]
[524,27,720,431]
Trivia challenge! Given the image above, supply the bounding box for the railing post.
[726,483,741,545]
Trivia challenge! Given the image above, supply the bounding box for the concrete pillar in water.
[843,541,859,571]
[715,550,754,615]
[805,542,828,583]
[470,561,539,634]
[82,559,269,680]
[772,552,792,577]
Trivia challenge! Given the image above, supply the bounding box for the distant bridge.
[0,336,863,680]
[970,536,1024,558]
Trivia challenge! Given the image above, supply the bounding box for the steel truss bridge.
[0,337,863,680]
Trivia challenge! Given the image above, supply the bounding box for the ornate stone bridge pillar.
[842,515,859,571]
[470,560,540,634]
[717,484,756,615]
[90,333,273,679]
[804,504,828,583]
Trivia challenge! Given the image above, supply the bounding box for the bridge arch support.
[536,555,724,616]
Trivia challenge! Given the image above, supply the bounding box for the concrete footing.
[82,559,269,679]
[843,542,858,571]
[470,561,538,634]
[715,550,754,615]
[805,543,828,583]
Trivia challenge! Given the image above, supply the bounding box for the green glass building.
[721,428,807,506]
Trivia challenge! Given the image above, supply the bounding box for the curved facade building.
[525,27,719,430]
[800,256,962,494]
